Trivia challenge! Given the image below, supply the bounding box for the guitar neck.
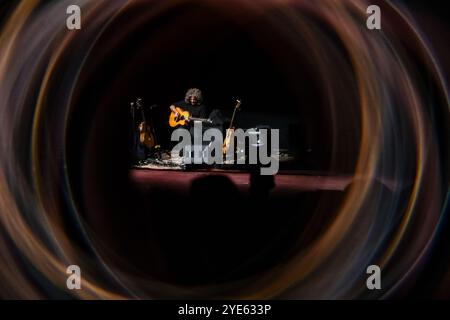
[189,117,210,122]
[227,101,241,129]
[138,101,146,123]
[228,110,237,129]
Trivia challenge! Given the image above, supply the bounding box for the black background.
[0,0,449,299]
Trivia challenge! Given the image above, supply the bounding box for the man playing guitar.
[169,88,209,127]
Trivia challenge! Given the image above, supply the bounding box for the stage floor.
[130,168,353,196]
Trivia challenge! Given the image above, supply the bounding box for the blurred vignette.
[0,0,449,299]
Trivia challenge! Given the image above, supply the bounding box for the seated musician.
[169,88,226,161]
[169,88,208,126]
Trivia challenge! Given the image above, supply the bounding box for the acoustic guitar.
[223,99,242,156]
[169,107,212,128]
[137,98,157,150]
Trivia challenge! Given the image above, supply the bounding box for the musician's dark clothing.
[171,100,224,152]
[173,100,208,119]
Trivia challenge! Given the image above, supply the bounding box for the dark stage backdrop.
[0,0,448,299]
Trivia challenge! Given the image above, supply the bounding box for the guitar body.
[169,107,212,127]
[223,128,235,155]
[169,107,191,127]
[139,121,156,149]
